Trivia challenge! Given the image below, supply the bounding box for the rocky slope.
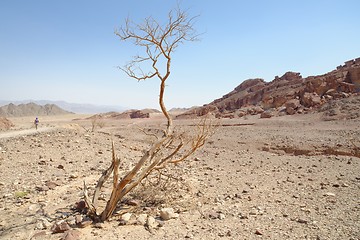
[178,58,360,119]
[0,117,14,130]
[0,102,73,117]
[88,109,161,120]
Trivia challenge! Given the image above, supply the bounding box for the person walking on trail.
[34,117,39,130]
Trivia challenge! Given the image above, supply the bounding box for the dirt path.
[0,127,56,139]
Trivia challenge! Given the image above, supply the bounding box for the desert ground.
[0,113,359,240]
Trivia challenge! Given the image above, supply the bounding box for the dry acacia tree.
[83,7,214,222]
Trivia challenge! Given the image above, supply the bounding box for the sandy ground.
[0,113,359,240]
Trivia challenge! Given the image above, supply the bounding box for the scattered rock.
[45,181,59,190]
[61,230,81,240]
[121,213,132,223]
[75,215,83,225]
[218,213,226,220]
[260,111,272,118]
[75,200,86,212]
[127,199,140,206]
[51,220,71,233]
[35,218,51,230]
[137,214,148,225]
[160,208,179,221]
[207,210,219,219]
[57,164,64,169]
[69,173,78,179]
[297,218,308,224]
[78,219,92,228]
[146,215,158,228]
[324,192,336,197]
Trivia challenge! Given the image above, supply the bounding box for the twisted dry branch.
[82,6,210,222]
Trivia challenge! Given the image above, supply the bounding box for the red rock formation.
[177,58,360,119]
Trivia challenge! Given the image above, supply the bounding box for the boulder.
[285,99,301,115]
[301,92,322,107]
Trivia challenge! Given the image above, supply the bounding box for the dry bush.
[84,119,215,221]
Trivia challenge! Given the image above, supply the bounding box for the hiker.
[34,117,39,130]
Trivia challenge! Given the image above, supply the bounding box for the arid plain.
[0,110,359,240]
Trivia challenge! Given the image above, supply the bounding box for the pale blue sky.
[1,0,359,109]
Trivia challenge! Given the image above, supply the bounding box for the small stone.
[45,181,58,190]
[75,215,83,225]
[51,220,71,233]
[185,232,194,239]
[249,210,257,216]
[121,213,132,223]
[297,218,308,224]
[146,216,158,228]
[127,199,140,206]
[160,208,179,221]
[61,229,81,240]
[39,218,51,229]
[324,192,336,197]
[137,214,148,225]
[35,221,46,230]
[66,216,76,226]
[75,200,86,212]
[255,229,263,235]
[69,173,78,179]
[57,165,64,169]
[239,213,248,219]
[208,211,218,219]
[218,213,226,220]
[78,219,92,228]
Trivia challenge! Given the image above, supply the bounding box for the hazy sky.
[1,0,359,109]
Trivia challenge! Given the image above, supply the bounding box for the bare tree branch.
[82,6,214,222]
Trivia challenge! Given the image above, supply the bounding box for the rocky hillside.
[177,58,360,119]
[0,117,14,130]
[87,109,161,120]
[0,102,73,117]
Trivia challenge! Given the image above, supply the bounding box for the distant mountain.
[0,100,126,114]
[0,102,72,117]
[177,57,360,119]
